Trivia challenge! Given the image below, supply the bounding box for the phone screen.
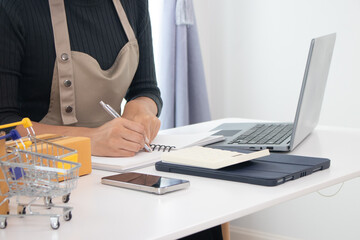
[101,172,189,194]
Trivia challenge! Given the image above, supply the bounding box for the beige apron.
[41,0,139,127]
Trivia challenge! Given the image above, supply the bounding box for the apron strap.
[112,0,136,42]
[48,0,136,125]
[48,0,78,125]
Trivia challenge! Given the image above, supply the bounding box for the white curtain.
[153,0,211,129]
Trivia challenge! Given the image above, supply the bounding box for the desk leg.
[221,222,230,240]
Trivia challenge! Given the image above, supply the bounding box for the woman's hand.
[90,117,148,157]
[91,97,160,156]
[121,97,160,143]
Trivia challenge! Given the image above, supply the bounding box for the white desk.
[1,118,360,240]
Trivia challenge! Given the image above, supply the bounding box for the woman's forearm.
[15,122,96,138]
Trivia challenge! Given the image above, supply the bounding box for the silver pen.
[99,101,152,152]
[99,101,119,118]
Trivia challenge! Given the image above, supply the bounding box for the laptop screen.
[290,33,336,150]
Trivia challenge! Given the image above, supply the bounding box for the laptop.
[207,33,336,152]
[155,147,331,186]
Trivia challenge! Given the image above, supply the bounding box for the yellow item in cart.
[5,135,91,177]
[36,134,92,177]
[0,118,91,177]
[7,134,92,177]
[50,136,92,177]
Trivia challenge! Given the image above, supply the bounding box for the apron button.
[65,106,73,113]
[64,80,72,87]
[61,53,69,61]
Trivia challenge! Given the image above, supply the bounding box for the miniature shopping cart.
[0,119,80,229]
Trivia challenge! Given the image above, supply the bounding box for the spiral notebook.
[91,132,225,172]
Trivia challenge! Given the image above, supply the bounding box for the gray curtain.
[157,0,211,129]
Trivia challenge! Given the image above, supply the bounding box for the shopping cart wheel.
[63,211,72,221]
[0,217,7,229]
[44,196,53,208]
[62,194,70,203]
[50,217,60,230]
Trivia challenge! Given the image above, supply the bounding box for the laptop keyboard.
[229,123,293,145]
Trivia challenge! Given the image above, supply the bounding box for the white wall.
[192,0,360,239]
[194,0,360,128]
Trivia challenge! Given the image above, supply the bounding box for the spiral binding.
[150,144,176,152]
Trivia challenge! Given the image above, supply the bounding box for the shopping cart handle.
[21,117,33,128]
[10,129,22,140]
[0,129,22,141]
[0,117,33,130]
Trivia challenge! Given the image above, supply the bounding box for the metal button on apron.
[61,53,69,61]
[64,80,72,87]
[65,106,73,113]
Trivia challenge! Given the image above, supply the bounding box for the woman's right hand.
[89,118,148,157]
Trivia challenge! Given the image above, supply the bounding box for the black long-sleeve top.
[0,0,162,127]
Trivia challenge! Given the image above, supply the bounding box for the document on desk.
[161,146,270,169]
[91,132,225,171]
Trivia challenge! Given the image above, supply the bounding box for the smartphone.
[101,172,190,195]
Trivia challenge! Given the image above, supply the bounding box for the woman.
[0,0,162,157]
[0,0,223,238]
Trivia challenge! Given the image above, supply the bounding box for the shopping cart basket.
[0,119,80,229]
